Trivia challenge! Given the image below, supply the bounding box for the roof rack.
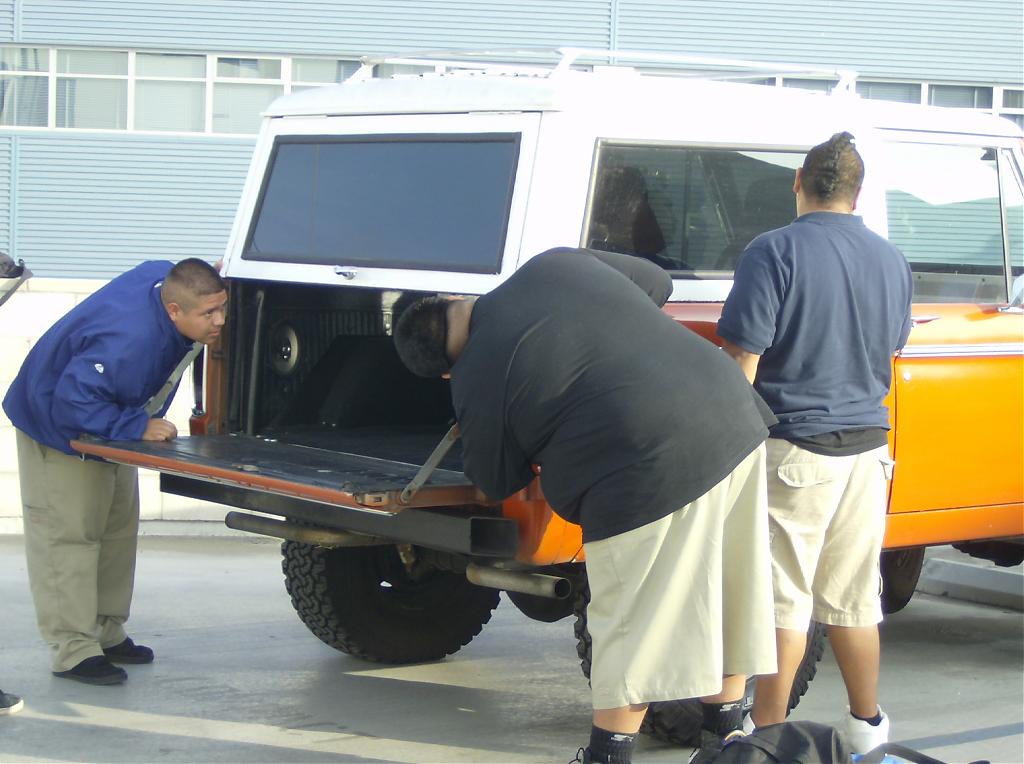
[350,47,858,92]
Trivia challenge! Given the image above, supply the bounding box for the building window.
[999,89,1024,129]
[56,49,128,129]
[217,57,281,79]
[292,57,360,91]
[213,56,283,133]
[135,53,206,132]
[856,81,921,103]
[0,47,48,126]
[0,47,1018,138]
[782,78,833,92]
[929,84,994,109]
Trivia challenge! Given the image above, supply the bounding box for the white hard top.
[263,48,1023,140]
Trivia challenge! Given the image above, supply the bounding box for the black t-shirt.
[450,247,775,542]
[787,427,888,456]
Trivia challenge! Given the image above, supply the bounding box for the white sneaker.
[0,689,23,715]
[839,706,890,754]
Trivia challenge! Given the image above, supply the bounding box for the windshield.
[244,134,520,273]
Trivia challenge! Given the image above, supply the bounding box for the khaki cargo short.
[765,438,892,631]
[584,444,776,710]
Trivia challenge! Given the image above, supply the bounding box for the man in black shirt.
[395,247,776,764]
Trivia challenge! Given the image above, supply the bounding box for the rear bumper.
[162,474,519,558]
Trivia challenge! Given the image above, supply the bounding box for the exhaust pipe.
[225,511,387,547]
[466,563,571,599]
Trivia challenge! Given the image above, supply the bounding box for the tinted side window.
[881,143,1006,302]
[584,144,799,275]
[244,134,520,273]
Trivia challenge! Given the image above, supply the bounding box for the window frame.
[997,148,1024,301]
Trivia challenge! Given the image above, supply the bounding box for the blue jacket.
[3,261,194,455]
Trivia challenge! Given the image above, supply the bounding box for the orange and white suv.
[75,49,1024,745]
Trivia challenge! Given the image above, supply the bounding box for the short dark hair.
[160,258,225,309]
[393,296,451,377]
[801,131,864,204]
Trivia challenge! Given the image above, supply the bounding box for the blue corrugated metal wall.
[16,1,613,56]
[14,135,252,277]
[10,0,1022,83]
[615,0,1023,84]
[0,136,12,255]
[0,2,11,41]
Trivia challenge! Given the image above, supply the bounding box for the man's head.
[160,258,227,345]
[795,131,864,213]
[393,295,476,378]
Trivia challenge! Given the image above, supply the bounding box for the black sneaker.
[103,637,154,665]
[568,747,593,764]
[689,729,745,764]
[0,689,23,714]
[53,656,127,685]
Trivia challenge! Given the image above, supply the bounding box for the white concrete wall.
[0,277,229,534]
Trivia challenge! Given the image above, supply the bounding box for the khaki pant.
[585,444,776,709]
[16,430,140,672]
[765,439,891,630]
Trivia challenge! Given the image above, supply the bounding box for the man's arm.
[720,339,761,384]
[456,406,535,501]
[717,245,783,378]
[51,353,152,443]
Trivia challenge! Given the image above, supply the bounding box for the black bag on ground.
[857,742,990,764]
[711,720,853,763]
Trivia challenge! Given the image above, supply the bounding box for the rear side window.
[881,142,1009,302]
[244,133,520,273]
[584,143,800,276]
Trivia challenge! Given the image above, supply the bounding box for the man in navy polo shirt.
[717,132,912,754]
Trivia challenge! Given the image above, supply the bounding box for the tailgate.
[71,433,488,513]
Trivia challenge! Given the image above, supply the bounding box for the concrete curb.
[917,557,1024,612]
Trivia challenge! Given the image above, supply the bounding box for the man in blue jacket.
[3,258,226,686]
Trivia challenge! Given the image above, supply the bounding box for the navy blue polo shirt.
[717,211,913,439]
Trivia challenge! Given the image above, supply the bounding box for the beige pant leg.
[585,445,776,708]
[96,462,139,649]
[17,430,139,671]
[720,443,776,678]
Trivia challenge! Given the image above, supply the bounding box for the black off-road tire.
[880,547,926,614]
[572,574,827,747]
[282,540,500,664]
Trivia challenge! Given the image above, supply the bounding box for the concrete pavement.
[0,535,1021,763]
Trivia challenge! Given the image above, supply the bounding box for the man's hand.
[142,418,178,441]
